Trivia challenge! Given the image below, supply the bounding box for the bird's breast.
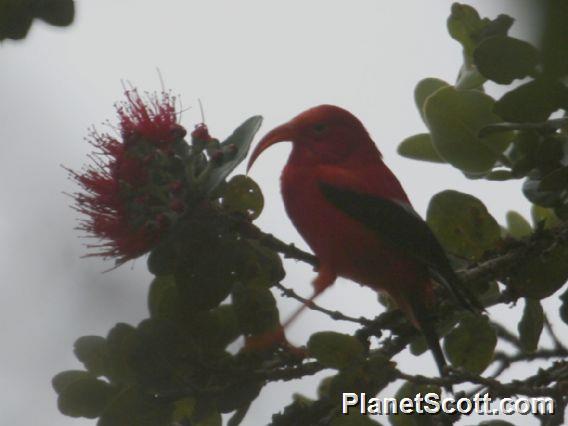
[280,164,421,291]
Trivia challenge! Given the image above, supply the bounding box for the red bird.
[247,105,481,379]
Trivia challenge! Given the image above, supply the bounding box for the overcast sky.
[0,1,560,425]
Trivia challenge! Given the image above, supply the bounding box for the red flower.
[68,89,186,264]
[191,123,213,142]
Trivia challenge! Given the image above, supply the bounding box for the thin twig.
[544,314,568,352]
[274,282,373,326]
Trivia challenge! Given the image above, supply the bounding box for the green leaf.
[172,398,196,423]
[36,0,75,26]
[485,169,514,181]
[560,289,568,325]
[508,242,568,299]
[52,370,92,394]
[194,411,222,426]
[57,376,116,419]
[539,167,568,192]
[518,298,544,353]
[523,175,564,208]
[130,319,182,388]
[531,205,561,229]
[174,234,239,311]
[447,3,485,58]
[221,175,264,220]
[331,415,382,426]
[148,275,179,321]
[326,353,395,398]
[414,78,449,122]
[0,2,33,40]
[202,116,263,194]
[389,381,441,426]
[473,36,539,84]
[424,86,513,173]
[444,315,496,374]
[0,0,75,41]
[410,318,458,357]
[397,133,445,163]
[147,243,176,276]
[216,379,262,413]
[505,211,532,238]
[541,0,568,79]
[192,304,241,351]
[105,323,139,385]
[427,190,501,260]
[74,335,108,376]
[232,283,279,335]
[495,80,568,123]
[447,4,513,61]
[98,387,172,426]
[307,331,365,370]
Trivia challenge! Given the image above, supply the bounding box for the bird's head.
[247,105,379,171]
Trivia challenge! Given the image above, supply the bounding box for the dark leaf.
[505,211,532,238]
[221,175,264,220]
[74,336,108,377]
[540,0,568,79]
[105,323,139,385]
[539,167,568,192]
[171,397,196,423]
[508,242,568,299]
[485,169,514,181]
[98,387,172,426]
[35,0,74,26]
[331,415,383,425]
[427,190,501,260]
[307,331,365,370]
[518,298,544,353]
[447,3,485,58]
[424,86,513,173]
[52,370,92,394]
[443,315,496,374]
[192,304,241,351]
[531,205,561,229]
[560,289,568,325]
[389,381,441,426]
[473,36,539,84]
[414,78,449,122]
[522,175,564,208]
[216,379,262,413]
[57,376,116,419]
[232,282,279,335]
[148,275,179,321]
[494,80,568,123]
[397,133,446,163]
[147,243,176,276]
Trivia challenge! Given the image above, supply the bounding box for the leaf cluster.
[0,0,74,41]
[399,2,568,222]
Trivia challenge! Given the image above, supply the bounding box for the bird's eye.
[313,123,327,134]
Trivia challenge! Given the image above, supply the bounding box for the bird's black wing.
[319,182,483,313]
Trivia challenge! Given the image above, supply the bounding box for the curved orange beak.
[247,123,295,173]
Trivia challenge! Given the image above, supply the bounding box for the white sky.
[0,1,562,425]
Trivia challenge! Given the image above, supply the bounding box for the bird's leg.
[243,267,336,357]
[282,267,337,329]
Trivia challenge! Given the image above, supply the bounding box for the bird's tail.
[411,299,453,394]
[428,266,485,314]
